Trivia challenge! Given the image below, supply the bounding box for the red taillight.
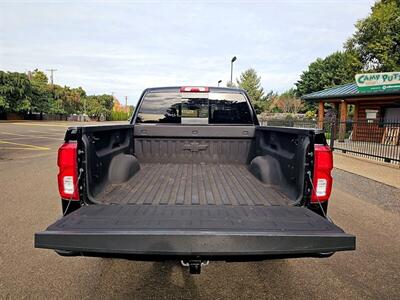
[311,144,333,203]
[180,86,209,92]
[57,142,79,200]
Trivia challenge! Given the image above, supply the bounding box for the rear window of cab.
[136,91,253,125]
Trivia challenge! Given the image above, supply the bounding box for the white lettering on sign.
[355,72,400,92]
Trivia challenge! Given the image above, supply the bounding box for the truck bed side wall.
[251,126,312,202]
[80,125,135,202]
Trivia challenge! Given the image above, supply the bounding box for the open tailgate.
[35,205,355,258]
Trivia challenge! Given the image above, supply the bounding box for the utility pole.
[46,69,58,112]
[46,69,57,85]
[125,96,128,113]
[84,97,87,116]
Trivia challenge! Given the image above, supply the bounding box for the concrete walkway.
[333,152,400,189]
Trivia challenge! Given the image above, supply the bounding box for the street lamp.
[230,56,237,85]
[218,80,222,86]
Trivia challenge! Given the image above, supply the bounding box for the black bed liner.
[96,163,291,206]
[35,204,355,257]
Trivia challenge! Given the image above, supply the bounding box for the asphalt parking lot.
[0,121,399,299]
[0,121,68,161]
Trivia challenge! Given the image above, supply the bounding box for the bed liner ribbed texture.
[96,163,290,206]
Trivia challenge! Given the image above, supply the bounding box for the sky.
[0,0,375,106]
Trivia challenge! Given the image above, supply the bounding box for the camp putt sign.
[355,72,400,92]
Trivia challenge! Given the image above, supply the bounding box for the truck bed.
[96,163,291,206]
[35,95,356,261]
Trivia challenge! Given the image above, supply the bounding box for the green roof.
[302,82,400,101]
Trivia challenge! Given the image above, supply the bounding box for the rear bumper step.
[35,205,355,258]
[36,231,355,256]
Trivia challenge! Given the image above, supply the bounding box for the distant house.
[302,80,400,144]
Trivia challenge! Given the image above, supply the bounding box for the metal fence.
[261,119,400,165]
[328,120,400,165]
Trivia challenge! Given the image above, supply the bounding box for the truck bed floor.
[96,163,291,206]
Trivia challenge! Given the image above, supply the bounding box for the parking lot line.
[29,129,64,133]
[0,131,62,140]
[0,140,50,150]
[28,129,65,136]
[0,147,47,150]
[11,152,56,159]
[10,122,69,128]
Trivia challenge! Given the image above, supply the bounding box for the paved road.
[0,122,399,299]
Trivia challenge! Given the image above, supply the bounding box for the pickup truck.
[35,86,355,274]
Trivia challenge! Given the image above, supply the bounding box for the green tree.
[262,90,278,112]
[271,89,304,114]
[30,69,48,85]
[0,71,31,112]
[54,86,86,115]
[111,105,135,121]
[85,94,114,120]
[345,0,400,71]
[30,69,52,118]
[66,87,86,114]
[296,51,359,96]
[0,69,117,119]
[236,68,266,114]
[295,51,361,110]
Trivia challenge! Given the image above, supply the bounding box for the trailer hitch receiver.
[181,260,209,274]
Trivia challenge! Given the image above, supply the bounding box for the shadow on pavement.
[88,258,297,299]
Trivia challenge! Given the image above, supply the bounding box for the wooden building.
[302,83,400,143]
